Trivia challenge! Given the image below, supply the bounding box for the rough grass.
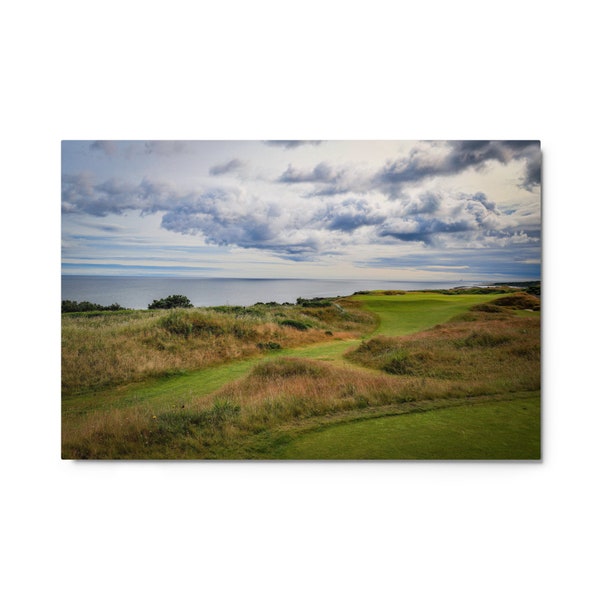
[346,309,539,386]
[62,300,375,396]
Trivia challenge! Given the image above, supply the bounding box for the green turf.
[352,293,496,336]
[279,393,541,460]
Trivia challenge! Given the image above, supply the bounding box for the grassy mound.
[62,300,375,396]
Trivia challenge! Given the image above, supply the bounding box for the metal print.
[61,141,541,459]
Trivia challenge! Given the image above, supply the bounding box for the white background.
[2,1,598,599]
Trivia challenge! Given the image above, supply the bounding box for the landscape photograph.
[61,140,541,459]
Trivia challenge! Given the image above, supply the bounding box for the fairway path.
[351,292,489,336]
[63,293,493,417]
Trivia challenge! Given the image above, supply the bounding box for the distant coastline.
[61,275,493,310]
[62,276,540,312]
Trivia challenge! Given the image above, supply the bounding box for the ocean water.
[61,276,483,310]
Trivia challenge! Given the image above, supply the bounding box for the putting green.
[352,293,494,336]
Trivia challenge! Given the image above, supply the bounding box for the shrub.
[257,341,282,351]
[383,352,414,375]
[62,300,127,313]
[490,293,540,311]
[280,319,310,330]
[159,311,224,337]
[296,297,333,307]
[252,358,326,379]
[148,295,193,309]
[352,336,401,358]
[206,400,241,426]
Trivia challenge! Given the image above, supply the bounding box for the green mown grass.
[279,393,540,460]
[349,292,495,336]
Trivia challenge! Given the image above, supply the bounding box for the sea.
[61,276,484,310]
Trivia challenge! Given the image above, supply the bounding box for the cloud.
[373,140,541,197]
[360,246,541,280]
[143,141,197,155]
[62,169,537,262]
[376,191,505,246]
[89,141,118,156]
[277,161,342,184]
[316,198,386,232]
[274,141,541,201]
[209,159,244,176]
[276,161,367,197]
[263,140,322,149]
[62,173,320,259]
[379,218,476,245]
[405,191,442,215]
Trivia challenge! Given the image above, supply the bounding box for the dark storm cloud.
[374,140,541,196]
[264,140,322,149]
[209,159,244,176]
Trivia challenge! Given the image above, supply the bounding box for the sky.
[61,140,541,282]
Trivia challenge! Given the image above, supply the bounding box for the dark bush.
[62,300,127,313]
[383,353,414,375]
[280,319,310,330]
[148,295,193,309]
[296,297,333,307]
[257,341,282,351]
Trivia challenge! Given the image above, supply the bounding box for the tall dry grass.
[62,301,376,396]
